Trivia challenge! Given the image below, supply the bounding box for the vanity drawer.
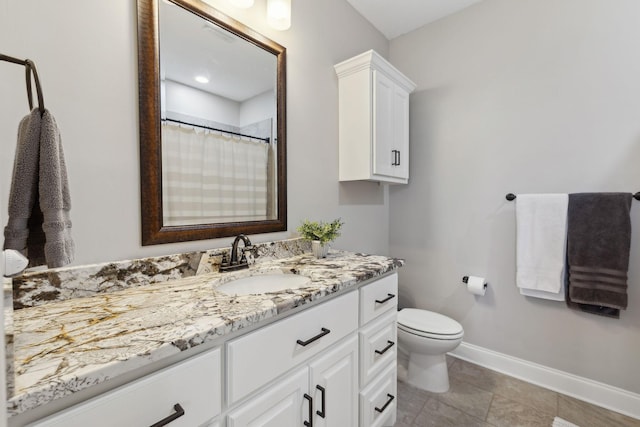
[359,309,397,387]
[31,348,222,427]
[360,273,398,325]
[227,291,358,405]
[359,362,397,427]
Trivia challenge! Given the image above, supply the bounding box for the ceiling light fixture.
[228,0,254,8]
[267,0,291,31]
[195,75,210,84]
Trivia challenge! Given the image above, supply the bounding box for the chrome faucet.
[220,234,252,272]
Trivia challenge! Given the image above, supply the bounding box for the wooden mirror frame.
[137,0,287,245]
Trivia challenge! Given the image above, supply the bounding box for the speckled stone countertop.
[8,246,402,417]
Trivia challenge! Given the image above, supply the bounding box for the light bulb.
[267,0,291,30]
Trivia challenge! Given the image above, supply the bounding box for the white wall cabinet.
[335,50,416,184]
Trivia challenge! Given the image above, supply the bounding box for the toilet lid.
[397,308,463,336]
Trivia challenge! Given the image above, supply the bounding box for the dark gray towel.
[4,110,41,261]
[39,110,74,267]
[566,193,632,314]
[3,109,74,268]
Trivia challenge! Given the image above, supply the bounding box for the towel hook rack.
[0,53,45,114]
[506,192,640,201]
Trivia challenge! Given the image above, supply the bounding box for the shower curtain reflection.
[161,123,272,226]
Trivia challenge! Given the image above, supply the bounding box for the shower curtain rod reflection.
[505,192,640,201]
[161,118,270,143]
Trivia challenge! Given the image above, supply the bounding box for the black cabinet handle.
[397,150,401,166]
[391,149,399,166]
[374,394,395,413]
[297,328,330,346]
[303,393,313,427]
[375,340,395,355]
[149,403,185,427]
[316,385,326,418]
[375,293,395,304]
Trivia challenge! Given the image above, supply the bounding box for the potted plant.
[297,218,344,258]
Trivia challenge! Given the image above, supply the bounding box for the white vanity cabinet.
[226,291,359,427]
[358,273,398,427]
[22,272,400,427]
[335,50,416,184]
[226,367,310,426]
[227,336,358,427]
[29,348,222,427]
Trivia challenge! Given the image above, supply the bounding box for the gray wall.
[389,0,640,393]
[0,0,389,266]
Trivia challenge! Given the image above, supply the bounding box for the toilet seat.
[397,309,464,340]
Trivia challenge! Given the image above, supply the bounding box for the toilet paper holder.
[462,276,487,288]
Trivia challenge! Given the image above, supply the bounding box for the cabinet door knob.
[303,393,313,427]
[296,327,331,347]
[374,394,395,413]
[149,403,185,427]
[374,340,395,355]
[374,293,395,304]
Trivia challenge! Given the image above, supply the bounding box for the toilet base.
[406,352,450,393]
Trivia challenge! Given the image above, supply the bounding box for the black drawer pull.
[297,327,331,346]
[303,393,313,427]
[374,394,395,413]
[149,403,185,427]
[375,340,395,355]
[375,293,395,304]
[316,385,326,418]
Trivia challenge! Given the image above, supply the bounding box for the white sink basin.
[216,274,312,295]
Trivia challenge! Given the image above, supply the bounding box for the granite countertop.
[8,248,403,417]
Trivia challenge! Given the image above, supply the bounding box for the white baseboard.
[449,341,640,420]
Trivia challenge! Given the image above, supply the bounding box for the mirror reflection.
[159,1,278,226]
[137,0,287,245]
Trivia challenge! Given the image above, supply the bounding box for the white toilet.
[397,308,464,393]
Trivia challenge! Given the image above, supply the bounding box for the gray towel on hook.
[4,108,74,268]
[566,193,632,315]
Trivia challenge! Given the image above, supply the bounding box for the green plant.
[297,218,344,244]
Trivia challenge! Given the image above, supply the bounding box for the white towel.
[516,194,568,299]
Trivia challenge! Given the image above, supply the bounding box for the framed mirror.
[137,0,287,245]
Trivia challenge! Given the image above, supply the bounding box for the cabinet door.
[359,310,397,387]
[226,368,309,427]
[392,85,410,180]
[31,348,222,427]
[360,362,397,427]
[372,70,395,178]
[309,335,358,427]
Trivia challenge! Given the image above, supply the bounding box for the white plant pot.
[312,240,329,258]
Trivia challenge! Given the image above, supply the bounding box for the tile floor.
[394,356,640,427]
